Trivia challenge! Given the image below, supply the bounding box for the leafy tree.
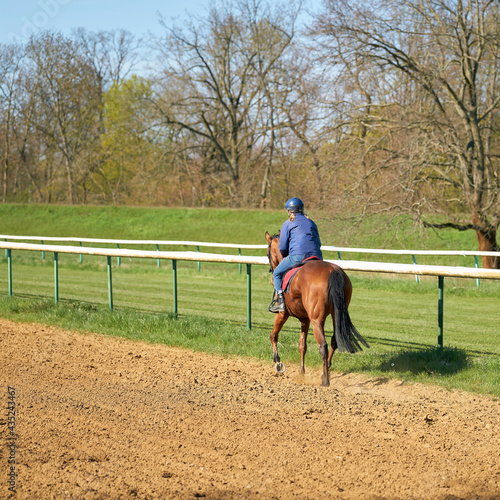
[94,75,160,203]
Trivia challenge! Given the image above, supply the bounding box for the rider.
[269,197,323,313]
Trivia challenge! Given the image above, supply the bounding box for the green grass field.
[0,204,499,397]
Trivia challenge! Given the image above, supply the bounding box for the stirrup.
[268,293,285,313]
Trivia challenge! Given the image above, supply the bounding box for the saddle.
[282,256,321,293]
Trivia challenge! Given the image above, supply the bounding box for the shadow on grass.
[379,346,471,376]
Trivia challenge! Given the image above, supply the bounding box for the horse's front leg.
[298,318,310,377]
[270,312,289,373]
[311,319,330,387]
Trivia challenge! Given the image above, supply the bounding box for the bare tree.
[245,1,331,208]
[0,43,45,202]
[313,0,500,267]
[0,44,23,202]
[73,28,142,89]
[151,0,303,206]
[24,32,103,204]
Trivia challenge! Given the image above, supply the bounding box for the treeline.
[1,0,500,264]
[0,2,319,208]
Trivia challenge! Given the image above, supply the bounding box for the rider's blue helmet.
[284,197,304,213]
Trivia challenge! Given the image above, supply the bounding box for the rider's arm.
[279,222,290,258]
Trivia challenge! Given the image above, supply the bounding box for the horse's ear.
[265,231,272,243]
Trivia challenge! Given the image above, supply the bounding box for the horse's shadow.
[377,346,470,376]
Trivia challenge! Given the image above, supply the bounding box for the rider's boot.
[268,291,285,313]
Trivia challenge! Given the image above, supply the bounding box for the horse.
[265,231,369,386]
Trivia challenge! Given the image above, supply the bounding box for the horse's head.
[265,231,281,272]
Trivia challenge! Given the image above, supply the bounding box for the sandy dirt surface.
[0,318,499,500]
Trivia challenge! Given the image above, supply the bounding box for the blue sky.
[0,0,321,44]
[0,0,210,43]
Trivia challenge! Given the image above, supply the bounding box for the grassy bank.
[0,203,482,262]
[0,203,498,396]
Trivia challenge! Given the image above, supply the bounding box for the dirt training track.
[1,319,499,500]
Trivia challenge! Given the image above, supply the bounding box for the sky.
[0,0,211,44]
[0,0,321,45]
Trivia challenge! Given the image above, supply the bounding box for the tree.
[313,0,500,267]
[0,44,23,202]
[93,75,161,204]
[24,32,103,203]
[246,2,330,208]
[73,28,142,89]
[152,0,303,206]
[0,43,45,203]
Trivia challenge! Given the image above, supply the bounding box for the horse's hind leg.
[311,319,330,387]
[328,343,337,369]
[298,318,310,377]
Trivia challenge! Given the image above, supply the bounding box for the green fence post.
[172,259,178,319]
[474,256,480,288]
[117,244,121,267]
[239,249,242,274]
[197,246,201,272]
[54,252,59,303]
[247,264,252,330]
[107,256,113,311]
[337,251,342,260]
[79,242,83,264]
[412,255,420,283]
[7,249,12,296]
[438,276,444,348]
[4,239,7,258]
[156,245,161,268]
[42,240,45,260]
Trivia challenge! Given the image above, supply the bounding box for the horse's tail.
[328,269,369,353]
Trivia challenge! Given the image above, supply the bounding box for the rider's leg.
[269,254,305,313]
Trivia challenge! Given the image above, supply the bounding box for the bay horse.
[266,231,369,386]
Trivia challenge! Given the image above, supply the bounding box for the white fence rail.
[3,240,500,278]
[3,234,500,258]
[1,240,500,346]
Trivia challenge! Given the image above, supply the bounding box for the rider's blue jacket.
[279,213,323,260]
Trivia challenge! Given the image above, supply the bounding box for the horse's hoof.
[275,362,286,374]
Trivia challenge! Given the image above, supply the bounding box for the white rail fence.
[1,238,500,347]
[3,233,499,282]
[4,234,500,259]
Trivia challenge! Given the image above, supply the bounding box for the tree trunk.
[63,155,74,204]
[2,155,8,203]
[260,163,270,208]
[474,227,500,269]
